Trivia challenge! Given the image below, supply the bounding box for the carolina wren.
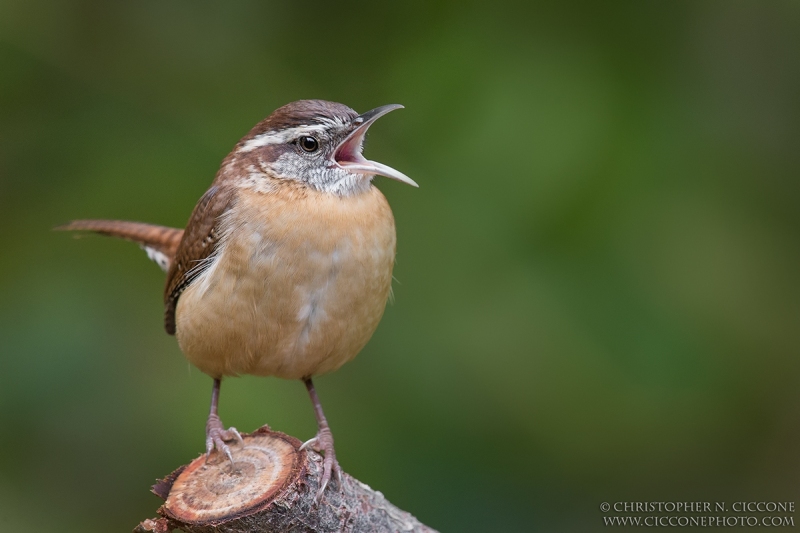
[60,100,417,499]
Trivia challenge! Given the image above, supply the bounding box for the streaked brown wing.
[163,185,236,335]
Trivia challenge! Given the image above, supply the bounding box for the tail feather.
[57,220,184,272]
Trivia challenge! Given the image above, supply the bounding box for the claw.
[301,427,341,501]
[205,414,240,466]
[299,436,317,451]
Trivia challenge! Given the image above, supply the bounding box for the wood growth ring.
[164,429,301,523]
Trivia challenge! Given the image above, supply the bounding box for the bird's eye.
[298,136,319,153]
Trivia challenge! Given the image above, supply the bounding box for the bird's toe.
[205,414,241,465]
[301,427,340,501]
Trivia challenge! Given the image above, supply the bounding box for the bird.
[59,100,417,499]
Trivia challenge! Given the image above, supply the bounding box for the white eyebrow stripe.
[237,117,350,153]
[238,132,286,151]
[239,126,322,152]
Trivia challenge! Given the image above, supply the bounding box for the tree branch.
[134,426,436,533]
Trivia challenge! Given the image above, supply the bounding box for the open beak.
[333,104,418,187]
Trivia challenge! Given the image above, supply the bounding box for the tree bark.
[134,426,436,533]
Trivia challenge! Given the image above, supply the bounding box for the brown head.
[230,99,417,196]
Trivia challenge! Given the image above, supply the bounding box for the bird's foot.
[300,426,341,500]
[205,413,243,465]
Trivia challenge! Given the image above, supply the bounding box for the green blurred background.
[2,1,799,531]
